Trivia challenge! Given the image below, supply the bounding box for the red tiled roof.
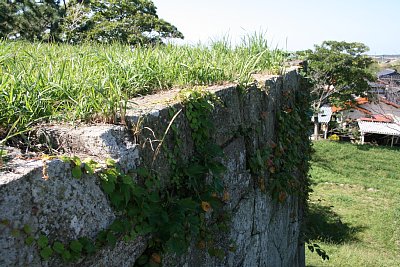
[359,114,393,123]
[379,98,400,108]
[331,98,370,112]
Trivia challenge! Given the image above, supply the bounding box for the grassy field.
[0,34,285,143]
[306,141,400,267]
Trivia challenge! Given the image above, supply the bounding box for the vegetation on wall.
[1,68,315,265]
[1,88,232,266]
[0,36,285,146]
[249,87,312,203]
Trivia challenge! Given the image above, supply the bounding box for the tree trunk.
[313,114,319,140]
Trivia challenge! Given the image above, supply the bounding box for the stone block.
[36,125,139,172]
[210,85,243,147]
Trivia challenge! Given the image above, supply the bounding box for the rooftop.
[358,121,400,136]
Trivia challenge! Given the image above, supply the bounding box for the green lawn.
[306,141,400,267]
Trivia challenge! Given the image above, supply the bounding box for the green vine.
[2,87,231,266]
[249,84,328,261]
[3,82,320,264]
[249,89,312,202]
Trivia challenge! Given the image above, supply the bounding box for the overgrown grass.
[307,141,400,267]
[0,34,285,144]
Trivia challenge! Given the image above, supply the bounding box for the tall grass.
[0,34,285,143]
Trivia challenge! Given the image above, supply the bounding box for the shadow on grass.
[306,202,364,244]
[356,143,400,152]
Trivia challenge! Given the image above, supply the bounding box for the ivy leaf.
[121,174,133,185]
[71,156,82,167]
[129,229,137,240]
[106,231,117,247]
[69,240,83,253]
[40,246,53,260]
[102,169,118,183]
[84,163,94,175]
[101,180,115,194]
[25,235,35,245]
[208,247,225,260]
[37,234,48,248]
[165,237,186,255]
[11,229,20,237]
[137,255,149,265]
[79,237,97,255]
[185,163,206,177]
[135,223,153,235]
[132,185,146,197]
[62,250,72,261]
[72,166,82,179]
[110,192,124,207]
[110,220,125,234]
[59,156,71,163]
[148,192,160,203]
[96,230,107,244]
[105,158,116,167]
[177,198,197,211]
[53,241,65,254]
[0,219,10,226]
[83,158,99,174]
[122,186,131,206]
[84,241,96,254]
[23,224,32,234]
[136,167,149,178]
[208,162,226,176]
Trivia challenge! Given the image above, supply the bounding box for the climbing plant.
[1,87,231,266]
[248,80,329,260]
[2,74,321,264]
[249,88,312,202]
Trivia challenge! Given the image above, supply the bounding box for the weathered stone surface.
[211,85,243,146]
[78,236,147,267]
[36,125,139,172]
[0,67,306,267]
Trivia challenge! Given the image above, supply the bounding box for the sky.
[153,0,400,55]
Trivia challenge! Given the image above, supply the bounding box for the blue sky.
[153,0,400,55]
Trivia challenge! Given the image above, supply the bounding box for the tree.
[302,41,375,139]
[0,0,64,42]
[62,0,184,45]
[0,0,183,45]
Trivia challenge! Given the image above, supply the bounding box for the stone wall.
[0,67,306,267]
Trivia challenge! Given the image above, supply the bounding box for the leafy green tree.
[301,41,375,139]
[0,0,64,41]
[62,0,184,45]
[0,0,183,45]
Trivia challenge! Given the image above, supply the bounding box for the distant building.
[377,69,400,86]
[335,97,400,146]
[311,67,400,144]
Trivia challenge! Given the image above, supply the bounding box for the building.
[377,69,400,86]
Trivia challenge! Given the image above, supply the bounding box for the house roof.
[358,121,400,136]
[331,98,370,113]
[380,98,400,108]
[333,97,400,120]
[359,114,393,123]
[368,81,386,88]
[377,69,397,78]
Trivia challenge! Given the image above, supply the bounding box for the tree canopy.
[0,0,183,45]
[0,0,63,41]
[300,41,375,138]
